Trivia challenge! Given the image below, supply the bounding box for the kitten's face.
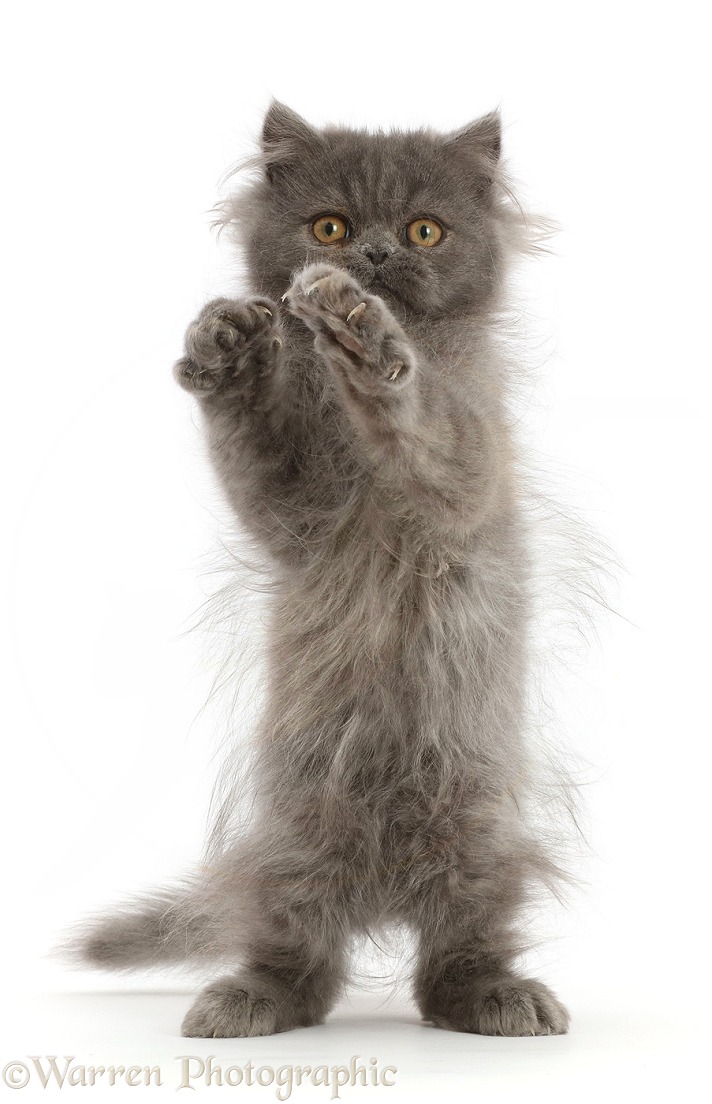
[241,104,505,320]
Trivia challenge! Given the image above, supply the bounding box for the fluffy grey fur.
[72,102,573,1038]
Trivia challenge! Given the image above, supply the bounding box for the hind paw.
[182,979,280,1038]
[426,976,570,1037]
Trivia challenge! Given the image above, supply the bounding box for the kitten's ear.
[260,101,320,183]
[446,110,502,164]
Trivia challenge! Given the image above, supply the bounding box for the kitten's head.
[219,102,531,319]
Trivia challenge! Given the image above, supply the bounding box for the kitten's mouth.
[343,261,400,306]
[344,260,384,288]
[361,268,390,293]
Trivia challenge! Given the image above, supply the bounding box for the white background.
[2,1,710,1100]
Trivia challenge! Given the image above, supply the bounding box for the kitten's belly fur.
[257,501,528,914]
[270,496,525,728]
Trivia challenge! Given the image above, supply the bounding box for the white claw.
[305,276,331,296]
[280,292,290,303]
[273,336,283,348]
[346,302,367,324]
[388,363,404,381]
[259,305,273,316]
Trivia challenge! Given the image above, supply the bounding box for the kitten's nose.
[362,245,391,267]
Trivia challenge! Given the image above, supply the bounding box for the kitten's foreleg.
[286,264,502,537]
[175,296,282,400]
[174,297,307,558]
[285,264,416,394]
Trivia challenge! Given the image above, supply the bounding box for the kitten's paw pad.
[182,982,279,1038]
[286,264,413,389]
[175,297,281,394]
[433,977,569,1037]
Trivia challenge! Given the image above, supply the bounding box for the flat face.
[243,123,503,318]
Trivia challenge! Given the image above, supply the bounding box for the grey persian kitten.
[74,102,571,1037]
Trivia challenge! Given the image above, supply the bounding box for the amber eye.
[312,215,349,244]
[406,217,443,247]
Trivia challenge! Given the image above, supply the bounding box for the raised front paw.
[284,264,415,392]
[427,976,570,1037]
[174,297,282,396]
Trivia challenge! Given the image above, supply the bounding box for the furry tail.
[63,882,224,972]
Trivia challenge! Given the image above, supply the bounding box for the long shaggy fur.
[67,102,599,1039]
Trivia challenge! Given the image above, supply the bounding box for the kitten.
[74,101,571,1037]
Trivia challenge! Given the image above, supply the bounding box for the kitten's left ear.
[446,110,502,164]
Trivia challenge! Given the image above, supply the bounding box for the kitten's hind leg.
[409,850,569,1036]
[181,856,351,1037]
[181,954,345,1038]
[416,951,570,1037]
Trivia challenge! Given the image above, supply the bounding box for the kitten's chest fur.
[265,452,526,757]
[255,329,527,814]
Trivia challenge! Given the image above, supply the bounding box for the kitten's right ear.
[260,101,320,183]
